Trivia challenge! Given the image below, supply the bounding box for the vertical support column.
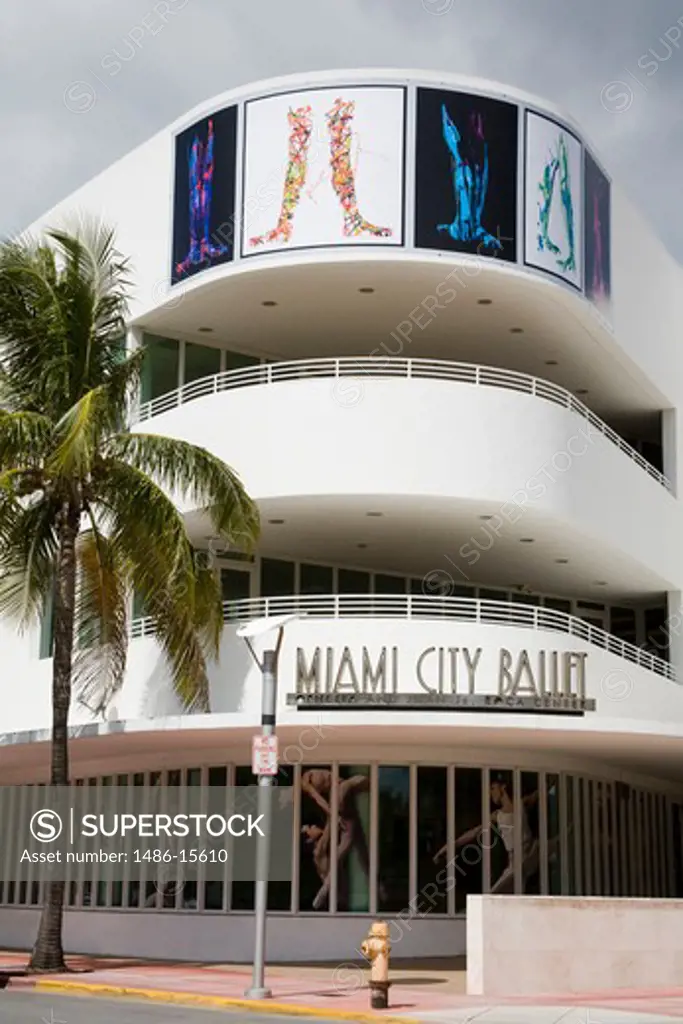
[369,764,378,916]
[539,773,549,896]
[662,407,678,496]
[447,765,455,916]
[481,768,491,894]
[667,591,683,679]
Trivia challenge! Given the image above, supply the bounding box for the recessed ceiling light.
[477,299,493,305]
[510,327,524,334]
[555,558,569,564]
[366,511,383,517]
[357,543,368,549]
[520,538,535,543]
[545,360,558,366]
[198,327,214,333]
[268,518,285,525]
[358,287,375,294]
[576,389,589,396]
[262,300,278,307]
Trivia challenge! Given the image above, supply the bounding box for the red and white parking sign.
[251,735,279,776]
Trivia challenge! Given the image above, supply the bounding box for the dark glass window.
[221,568,251,603]
[184,342,221,386]
[300,563,333,596]
[644,606,668,659]
[377,767,410,912]
[374,574,406,594]
[546,773,561,894]
[260,559,295,598]
[140,334,179,403]
[224,350,261,372]
[336,766,371,912]
[204,766,227,911]
[544,597,572,613]
[338,569,370,594]
[610,607,637,645]
[453,767,483,912]
[417,767,447,914]
[299,766,333,912]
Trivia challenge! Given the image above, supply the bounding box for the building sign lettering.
[287,645,595,715]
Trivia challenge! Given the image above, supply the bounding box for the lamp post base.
[245,986,273,1000]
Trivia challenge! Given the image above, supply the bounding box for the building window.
[335,766,371,912]
[299,766,333,912]
[453,767,483,911]
[140,334,179,404]
[416,767,448,914]
[184,342,221,388]
[374,574,406,594]
[338,569,371,594]
[260,558,295,598]
[300,563,333,596]
[377,766,410,912]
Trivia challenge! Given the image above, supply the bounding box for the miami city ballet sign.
[286,645,596,716]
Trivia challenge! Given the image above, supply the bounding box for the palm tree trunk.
[29,503,79,973]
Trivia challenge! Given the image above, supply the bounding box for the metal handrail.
[134,357,671,491]
[129,593,676,682]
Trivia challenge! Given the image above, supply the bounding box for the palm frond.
[94,459,217,710]
[107,432,260,549]
[0,410,53,472]
[72,522,128,717]
[0,495,58,626]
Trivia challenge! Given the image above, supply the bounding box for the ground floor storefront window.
[0,762,677,913]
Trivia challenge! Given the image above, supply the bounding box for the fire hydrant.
[360,920,391,1009]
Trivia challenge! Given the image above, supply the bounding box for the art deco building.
[1,69,682,961]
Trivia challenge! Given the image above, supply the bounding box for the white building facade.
[2,69,683,962]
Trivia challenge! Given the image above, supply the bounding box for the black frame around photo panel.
[414,87,518,262]
[171,104,238,285]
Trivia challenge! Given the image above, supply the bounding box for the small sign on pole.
[252,735,279,776]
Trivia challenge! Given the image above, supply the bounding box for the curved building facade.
[2,68,683,962]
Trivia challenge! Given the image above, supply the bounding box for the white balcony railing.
[129,593,676,682]
[134,357,671,491]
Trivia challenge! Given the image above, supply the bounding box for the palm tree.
[0,221,259,972]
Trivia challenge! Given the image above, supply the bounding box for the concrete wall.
[0,907,464,963]
[467,895,683,995]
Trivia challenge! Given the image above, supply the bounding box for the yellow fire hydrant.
[360,920,391,1009]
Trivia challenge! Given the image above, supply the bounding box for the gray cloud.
[4,0,683,260]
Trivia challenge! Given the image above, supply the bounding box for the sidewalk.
[3,952,683,1022]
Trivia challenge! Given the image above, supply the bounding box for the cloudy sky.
[3,0,683,260]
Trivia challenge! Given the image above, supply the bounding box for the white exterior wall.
[4,69,683,962]
[467,896,683,995]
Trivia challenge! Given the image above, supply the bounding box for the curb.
[32,978,420,1023]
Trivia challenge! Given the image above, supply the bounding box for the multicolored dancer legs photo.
[175,119,229,276]
[537,132,576,274]
[325,97,392,238]
[250,97,391,246]
[249,106,313,247]
[437,104,501,251]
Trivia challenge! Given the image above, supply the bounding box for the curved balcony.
[136,358,671,491]
[130,594,675,682]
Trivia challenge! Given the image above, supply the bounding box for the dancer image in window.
[300,768,371,910]
[434,775,540,893]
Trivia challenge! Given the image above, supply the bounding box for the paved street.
[2,991,683,1024]
[0,991,341,1024]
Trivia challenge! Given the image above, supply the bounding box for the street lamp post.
[237,613,298,1001]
